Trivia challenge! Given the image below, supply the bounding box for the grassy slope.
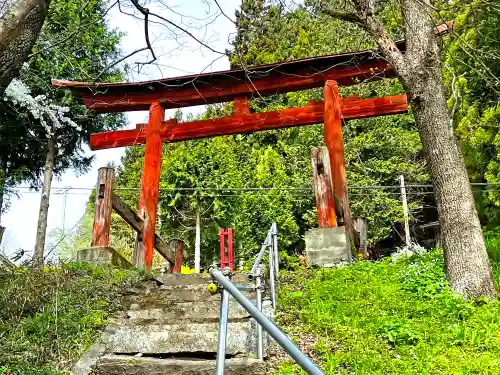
[275,251,500,375]
[0,264,140,375]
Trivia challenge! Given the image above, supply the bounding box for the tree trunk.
[195,203,201,273]
[32,137,56,266]
[0,165,5,243]
[395,0,496,299]
[321,0,497,298]
[0,0,49,93]
[403,66,496,299]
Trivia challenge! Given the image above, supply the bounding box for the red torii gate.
[53,38,431,270]
[53,60,408,270]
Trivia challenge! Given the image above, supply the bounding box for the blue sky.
[1,0,240,256]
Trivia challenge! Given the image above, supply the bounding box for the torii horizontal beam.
[89,94,408,150]
[51,22,452,113]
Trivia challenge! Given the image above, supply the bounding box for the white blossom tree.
[4,78,80,265]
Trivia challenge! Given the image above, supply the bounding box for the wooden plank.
[90,94,408,150]
[324,80,355,248]
[133,196,145,269]
[63,60,394,112]
[91,167,115,247]
[139,102,165,271]
[111,193,175,264]
[53,21,452,113]
[312,147,337,228]
[170,239,183,273]
[355,217,368,259]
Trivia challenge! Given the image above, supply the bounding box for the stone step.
[126,299,273,321]
[154,273,251,286]
[96,355,266,375]
[102,320,267,356]
[125,283,256,303]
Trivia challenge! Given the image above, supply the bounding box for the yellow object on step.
[207,283,218,295]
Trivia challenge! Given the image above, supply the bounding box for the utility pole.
[399,175,411,246]
[61,186,71,234]
[195,201,201,273]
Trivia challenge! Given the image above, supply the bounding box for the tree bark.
[0,166,5,247]
[322,0,497,298]
[32,136,56,266]
[394,0,496,299]
[0,0,49,93]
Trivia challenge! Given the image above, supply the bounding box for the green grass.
[274,251,500,375]
[0,263,140,375]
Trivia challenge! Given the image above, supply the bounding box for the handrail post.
[215,268,231,375]
[272,222,279,276]
[269,245,277,309]
[255,266,264,360]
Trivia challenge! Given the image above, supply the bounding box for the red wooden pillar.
[91,167,115,247]
[324,81,355,246]
[312,147,337,228]
[139,102,165,271]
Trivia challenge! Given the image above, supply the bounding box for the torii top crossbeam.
[51,21,452,114]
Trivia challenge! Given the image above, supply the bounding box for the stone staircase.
[72,273,271,375]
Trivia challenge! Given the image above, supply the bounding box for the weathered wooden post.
[355,217,369,258]
[323,80,355,247]
[133,196,145,269]
[170,239,184,273]
[91,167,115,247]
[312,147,337,228]
[138,102,165,271]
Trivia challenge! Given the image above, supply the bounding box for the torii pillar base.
[305,228,352,267]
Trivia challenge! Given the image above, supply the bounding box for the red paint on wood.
[53,22,452,113]
[219,228,234,271]
[219,228,225,269]
[170,239,183,273]
[139,102,165,271]
[57,59,393,113]
[91,167,115,247]
[312,147,337,228]
[324,80,355,247]
[233,96,249,116]
[228,228,234,271]
[90,95,408,150]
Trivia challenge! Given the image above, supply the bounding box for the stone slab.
[70,343,106,375]
[305,227,352,267]
[102,321,258,355]
[96,356,266,375]
[76,246,133,269]
[124,283,256,303]
[154,272,251,286]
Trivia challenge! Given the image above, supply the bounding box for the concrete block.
[305,227,352,267]
[76,246,133,269]
[96,356,266,375]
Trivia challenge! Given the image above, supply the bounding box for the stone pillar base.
[76,246,133,269]
[305,227,352,267]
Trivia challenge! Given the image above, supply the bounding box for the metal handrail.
[251,223,279,309]
[210,267,325,375]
